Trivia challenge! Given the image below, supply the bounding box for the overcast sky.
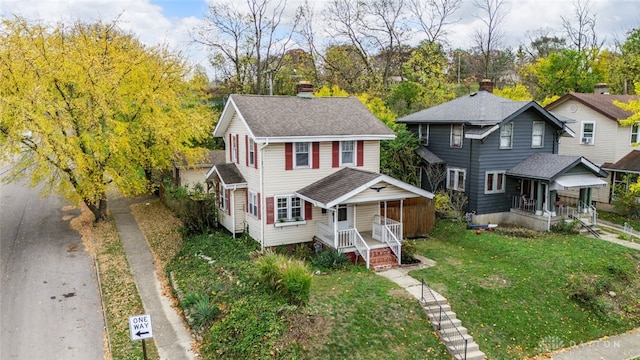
[2,0,639,72]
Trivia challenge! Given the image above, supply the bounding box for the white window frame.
[231,135,238,162]
[484,171,506,194]
[248,190,258,217]
[294,142,310,168]
[500,123,513,149]
[418,124,429,145]
[450,124,463,148]
[275,195,304,223]
[219,184,227,211]
[446,167,466,191]
[631,124,639,144]
[340,140,355,165]
[580,121,595,145]
[532,121,544,148]
[248,138,255,166]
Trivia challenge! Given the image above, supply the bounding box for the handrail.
[421,279,468,360]
[352,230,370,269]
[381,225,402,265]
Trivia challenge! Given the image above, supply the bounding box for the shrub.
[312,248,350,269]
[400,240,419,264]
[162,179,218,235]
[434,190,468,221]
[191,294,219,330]
[550,218,579,234]
[612,182,640,219]
[255,252,313,305]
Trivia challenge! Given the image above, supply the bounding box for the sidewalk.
[110,196,195,360]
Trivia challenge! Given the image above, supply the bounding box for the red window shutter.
[245,135,249,166]
[235,134,239,163]
[332,141,339,167]
[254,141,258,169]
[228,134,232,162]
[257,193,261,220]
[266,197,274,224]
[285,143,293,170]
[357,140,364,166]
[226,190,231,215]
[312,142,320,169]
[304,201,312,220]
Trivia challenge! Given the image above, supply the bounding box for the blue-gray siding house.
[397,86,608,229]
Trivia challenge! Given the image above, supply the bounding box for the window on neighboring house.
[219,184,227,211]
[341,141,354,165]
[248,190,259,217]
[631,125,639,144]
[231,135,238,162]
[532,121,544,148]
[485,171,506,194]
[294,142,310,168]
[446,167,466,191]
[419,124,429,145]
[451,124,463,148]
[276,195,303,222]
[248,138,255,166]
[500,123,513,149]
[581,122,595,145]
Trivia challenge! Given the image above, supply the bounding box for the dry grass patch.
[70,203,159,360]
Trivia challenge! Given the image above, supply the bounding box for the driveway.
[0,176,104,359]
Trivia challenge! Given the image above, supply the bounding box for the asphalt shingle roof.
[602,150,640,172]
[230,95,395,138]
[507,153,581,180]
[546,93,638,121]
[417,146,444,164]
[176,150,226,169]
[296,167,380,205]
[209,163,246,185]
[396,91,530,126]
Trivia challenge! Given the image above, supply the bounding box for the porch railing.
[351,230,371,269]
[374,215,401,265]
[511,195,536,212]
[315,221,359,249]
[421,279,468,360]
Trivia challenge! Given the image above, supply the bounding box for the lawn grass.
[166,231,449,359]
[71,204,159,360]
[410,221,640,359]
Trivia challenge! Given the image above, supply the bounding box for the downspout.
[259,139,269,251]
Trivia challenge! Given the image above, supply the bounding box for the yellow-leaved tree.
[0,17,212,222]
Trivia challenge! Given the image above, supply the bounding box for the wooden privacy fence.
[381,197,435,238]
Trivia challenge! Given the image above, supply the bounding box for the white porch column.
[332,206,338,249]
[400,199,404,239]
[353,204,357,229]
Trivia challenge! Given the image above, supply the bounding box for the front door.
[332,204,352,230]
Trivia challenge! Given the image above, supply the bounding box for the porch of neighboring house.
[313,203,404,270]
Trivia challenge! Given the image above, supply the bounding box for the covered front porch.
[295,167,434,269]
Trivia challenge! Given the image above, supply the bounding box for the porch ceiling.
[550,174,608,191]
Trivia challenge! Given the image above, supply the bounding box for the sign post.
[129,314,153,360]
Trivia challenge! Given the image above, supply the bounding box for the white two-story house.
[206,84,433,269]
[546,88,639,209]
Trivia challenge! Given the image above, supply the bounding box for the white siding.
[354,204,378,232]
[347,182,419,204]
[178,168,208,191]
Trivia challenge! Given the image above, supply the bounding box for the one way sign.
[129,314,153,341]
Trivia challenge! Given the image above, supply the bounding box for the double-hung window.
[419,124,429,145]
[294,142,310,168]
[248,138,255,166]
[631,125,639,144]
[446,167,466,191]
[219,184,227,211]
[276,195,303,222]
[581,122,595,145]
[231,135,238,162]
[248,190,258,217]
[532,121,544,148]
[485,171,505,194]
[500,123,513,149]
[451,124,463,148]
[340,141,354,165]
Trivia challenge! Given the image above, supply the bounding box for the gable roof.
[506,153,607,181]
[545,93,638,121]
[602,150,640,173]
[214,94,395,142]
[175,150,226,169]
[295,167,433,208]
[205,163,247,188]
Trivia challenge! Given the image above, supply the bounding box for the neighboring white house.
[546,89,638,208]
[173,150,226,192]
[206,85,433,269]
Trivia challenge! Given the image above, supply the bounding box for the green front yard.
[410,222,640,359]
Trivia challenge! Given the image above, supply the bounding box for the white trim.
[450,124,463,148]
[446,167,466,191]
[253,134,395,143]
[631,124,639,144]
[580,121,595,145]
[418,124,429,144]
[294,142,311,168]
[499,122,513,149]
[274,194,304,222]
[340,140,355,166]
[248,138,255,166]
[531,121,544,148]
[248,190,258,218]
[484,170,506,194]
[205,165,248,189]
[465,124,499,139]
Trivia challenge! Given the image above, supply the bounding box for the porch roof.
[205,163,247,188]
[506,153,607,181]
[550,174,608,190]
[417,146,444,164]
[295,167,433,208]
[602,150,640,173]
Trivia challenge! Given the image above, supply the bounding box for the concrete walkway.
[110,196,195,360]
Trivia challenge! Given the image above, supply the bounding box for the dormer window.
[451,124,463,148]
[500,123,513,149]
[294,142,310,168]
[340,141,354,165]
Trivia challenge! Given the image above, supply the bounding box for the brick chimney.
[479,79,494,93]
[296,81,313,98]
[594,83,609,95]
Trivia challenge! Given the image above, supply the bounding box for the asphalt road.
[0,175,104,359]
